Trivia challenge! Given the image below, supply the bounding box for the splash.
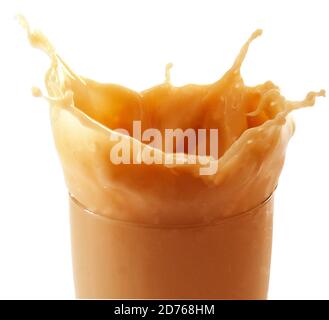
[20,16,325,224]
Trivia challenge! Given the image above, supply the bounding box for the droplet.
[31,86,42,97]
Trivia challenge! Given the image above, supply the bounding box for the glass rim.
[69,188,275,230]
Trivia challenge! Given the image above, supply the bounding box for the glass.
[69,193,274,299]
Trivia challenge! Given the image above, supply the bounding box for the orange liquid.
[20,16,324,299]
[70,194,273,299]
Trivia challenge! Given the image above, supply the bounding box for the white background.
[0,0,328,299]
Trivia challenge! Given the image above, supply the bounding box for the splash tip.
[319,89,326,97]
[251,29,263,40]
